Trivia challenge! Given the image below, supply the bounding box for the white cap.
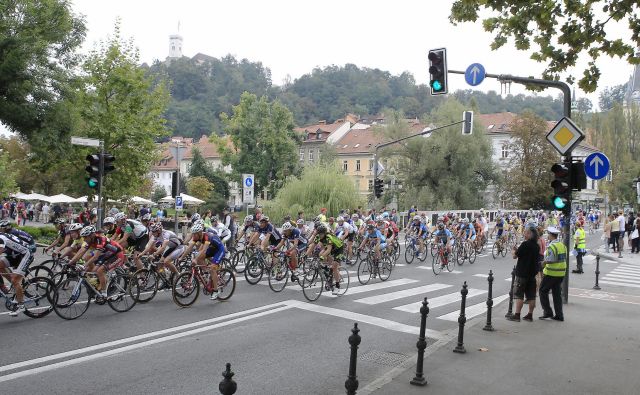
[547,226,560,235]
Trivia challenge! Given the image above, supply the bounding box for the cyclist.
[376,216,395,255]
[145,222,182,280]
[209,216,232,247]
[113,212,149,271]
[314,224,344,295]
[458,218,476,245]
[140,213,152,230]
[274,222,305,281]
[236,215,256,243]
[411,216,429,256]
[359,223,386,265]
[102,216,117,238]
[491,214,507,243]
[249,216,282,253]
[0,233,34,316]
[433,222,453,265]
[179,222,225,300]
[68,226,125,299]
[335,216,355,261]
[52,222,84,259]
[44,218,70,255]
[0,220,36,253]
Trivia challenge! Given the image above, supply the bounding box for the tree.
[0,152,17,197]
[75,22,169,199]
[599,83,628,111]
[0,0,86,137]
[188,147,229,199]
[503,112,559,209]
[217,92,300,196]
[186,176,214,201]
[151,184,167,202]
[450,0,640,92]
[263,165,364,222]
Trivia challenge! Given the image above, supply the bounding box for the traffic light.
[374,178,384,198]
[103,153,115,175]
[462,111,473,135]
[171,171,178,198]
[428,48,448,95]
[86,153,100,189]
[570,161,587,191]
[551,163,571,210]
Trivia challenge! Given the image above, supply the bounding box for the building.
[625,48,640,109]
[168,34,183,58]
[334,128,385,195]
[294,120,351,165]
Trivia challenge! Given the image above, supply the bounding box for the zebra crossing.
[601,263,640,289]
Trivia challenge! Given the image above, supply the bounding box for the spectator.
[539,226,565,322]
[390,208,399,224]
[41,203,50,223]
[297,211,304,221]
[108,206,120,217]
[616,210,626,257]
[318,207,327,222]
[631,214,640,254]
[572,221,586,274]
[508,224,540,322]
[222,207,235,241]
[603,214,612,253]
[139,204,149,217]
[626,212,635,248]
[27,202,34,221]
[610,213,620,253]
[34,201,41,222]
[162,207,168,218]
[156,206,164,219]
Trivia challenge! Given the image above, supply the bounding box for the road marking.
[473,274,489,278]
[505,277,512,282]
[436,294,509,321]
[0,302,287,374]
[604,260,618,264]
[570,288,640,305]
[0,304,292,383]
[416,266,463,274]
[393,289,486,313]
[395,264,406,267]
[603,274,640,283]
[610,269,640,276]
[354,283,452,305]
[599,280,640,289]
[284,300,442,338]
[616,266,640,273]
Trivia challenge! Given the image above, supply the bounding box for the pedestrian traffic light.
[462,111,473,135]
[374,178,384,198]
[171,171,178,198]
[103,153,115,174]
[86,153,100,189]
[570,161,587,191]
[551,163,571,210]
[428,48,448,95]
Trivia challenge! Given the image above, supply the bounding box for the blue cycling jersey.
[434,229,452,243]
[365,229,386,243]
[462,224,476,237]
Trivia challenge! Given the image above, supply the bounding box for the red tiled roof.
[295,122,345,142]
[334,129,385,154]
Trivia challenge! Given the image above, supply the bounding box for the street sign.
[175,196,183,211]
[606,170,613,181]
[546,117,585,156]
[464,63,485,86]
[242,174,254,204]
[71,136,100,147]
[584,152,610,180]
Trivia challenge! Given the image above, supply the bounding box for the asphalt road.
[0,231,610,394]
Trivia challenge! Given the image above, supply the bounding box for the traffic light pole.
[373,119,466,208]
[450,70,572,304]
[97,142,104,228]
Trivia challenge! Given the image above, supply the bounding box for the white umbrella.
[10,192,31,200]
[130,196,154,205]
[46,194,78,204]
[27,193,50,201]
[158,194,205,205]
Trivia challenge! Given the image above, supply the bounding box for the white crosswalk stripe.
[437,294,509,321]
[416,266,463,274]
[601,264,640,289]
[354,283,452,305]
[393,288,486,313]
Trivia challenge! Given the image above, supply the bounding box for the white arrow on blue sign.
[465,63,486,86]
[584,152,610,180]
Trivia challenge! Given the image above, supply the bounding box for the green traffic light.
[432,80,442,91]
[88,177,98,188]
[552,196,566,209]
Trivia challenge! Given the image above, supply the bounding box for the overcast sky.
[1,0,636,137]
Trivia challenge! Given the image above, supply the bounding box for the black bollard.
[345,323,361,395]
[453,282,468,354]
[483,270,495,331]
[219,363,237,395]
[593,253,601,290]
[505,265,516,318]
[410,297,429,386]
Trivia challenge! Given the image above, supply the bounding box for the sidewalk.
[593,244,640,266]
[366,296,640,395]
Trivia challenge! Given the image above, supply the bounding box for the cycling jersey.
[0,233,32,276]
[315,233,344,256]
[82,235,124,268]
[462,224,476,237]
[116,219,148,239]
[155,230,182,249]
[207,223,231,241]
[5,228,36,252]
[201,231,225,264]
[257,223,282,244]
[434,229,453,244]
[335,222,353,237]
[284,228,307,247]
[365,229,386,242]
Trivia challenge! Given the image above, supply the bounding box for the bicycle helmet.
[336,216,344,222]
[316,224,328,234]
[68,223,84,232]
[190,223,204,233]
[54,218,66,225]
[141,213,152,221]
[351,213,358,219]
[438,223,444,230]
[463,218,469,224]
[150,222,163,232]
[366,224,375,230]
[382,212,389,219]
[244,215,253,223]
[413,216,421,222]
[281,222,293,231]
[103,216,115,225]
[190,213,201,223]
[260,216,269,223]
[0,220,10,228]
[114,212,127,222]
[296,218,305,225]
[80,226,96,237]
[212,215,219,222]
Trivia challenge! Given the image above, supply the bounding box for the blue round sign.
[244,177,253,187]
[465,63,486,86]
[584,152,610,180]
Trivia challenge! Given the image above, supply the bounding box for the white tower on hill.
[168,21,183,59]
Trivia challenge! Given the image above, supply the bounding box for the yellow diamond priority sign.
[546,117,585,156]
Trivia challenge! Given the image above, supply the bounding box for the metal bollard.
[345,323,361,395]
[593,253,601,290]
[483,270,494,331]
[453,282,468,354]
[219,363,237,395]
[410,297,429,386]
[505,265,516,318]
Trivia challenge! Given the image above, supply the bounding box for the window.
[369,159,374,171]
[316,149,320,160]
[309,149,314,163]
[172,45,175,51]
[356,160,361,171]
[368,179,373,191]
[299,148,304,162]
[501,145,509,159]
[343,160,348,172]
[500,195,508,209]
[316,132,321,140]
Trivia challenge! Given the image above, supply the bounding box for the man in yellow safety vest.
[539,226,565,321]
[572,221,586,274]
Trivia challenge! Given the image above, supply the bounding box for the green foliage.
[263,165,364,222]
[17,225,57,243]
[503,112,559,209]
[186,176,213,201]
[74,22,170,199]
[0,152,17,197]
[0,0,86,137]
[151,185,167,202]
[188,147,229,199]
[450,0,640,92]
[146,54,272,138]
[218,92,300,195]
[599,83,628,111]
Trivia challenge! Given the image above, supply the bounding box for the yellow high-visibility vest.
[544,241,567,277]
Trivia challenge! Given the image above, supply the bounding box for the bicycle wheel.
[53,277,90,320]
[244,257,264,285]
[468,244,477,264]
[405,244,415,264]
[22,277,54,318]
[418,243,429,262]
[357,259,372,285]
[446,255,455,272]
[379,257,393,281]
[501,243,508,257]
[172,271,200,307]
[216,268,236,301]
[491,242,500,259]
[432,253,442,275]
[107,273,139,313]
[133,269,158,303]
[28,264,54,280]
[302,268,323,301]
[268,260,289,292]
[393,242,401,262]
[336,266,349,296]
[233,250,247,274]
[430,242,438,257]
[456,244,465,266]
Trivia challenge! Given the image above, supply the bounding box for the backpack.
[326,233,344,249]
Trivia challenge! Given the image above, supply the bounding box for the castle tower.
[168,33,183,58]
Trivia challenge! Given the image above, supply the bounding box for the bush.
[17,225,58,244]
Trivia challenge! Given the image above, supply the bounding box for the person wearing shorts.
[0,233,33,316]
[179,222,225,300]
[144,222,182,280]
[508,225,540,322]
